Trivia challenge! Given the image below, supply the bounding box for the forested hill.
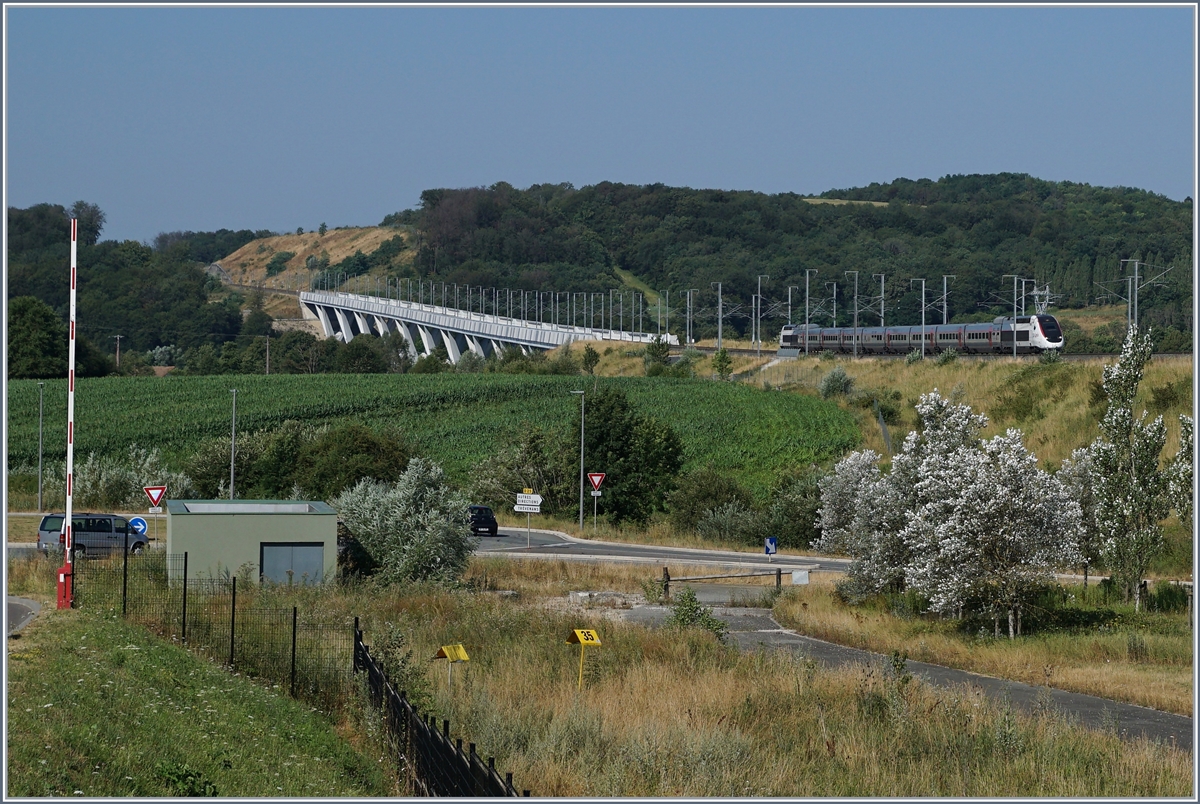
[385,174,1192,338]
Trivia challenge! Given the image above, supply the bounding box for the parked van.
[39,513,147,558]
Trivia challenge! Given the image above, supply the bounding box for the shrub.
[333,458,473,584]
[819,365,854,399]
[905,349,924,364]
[696,500,758,543]
[934,348,958,366]
[665,587,728,644]
[295,423,410,500]
[667,468,754,533]
[265,251,295,277]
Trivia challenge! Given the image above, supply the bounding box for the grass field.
[5,604,390,797]
[8,553,1191,797]
[5,374,858,501]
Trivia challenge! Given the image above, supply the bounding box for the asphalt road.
[7,596,41,635]
[476,527,851,573]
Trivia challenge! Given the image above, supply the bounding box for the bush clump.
[819,365,854,398]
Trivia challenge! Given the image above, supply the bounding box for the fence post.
[776,567,781,591]
[662,566,670,601]
[122,529,129,617]
[353,616,360,672]
[229,576,237,668]
[181,552,189,643]
[290,606,298,697]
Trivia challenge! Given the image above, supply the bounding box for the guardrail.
[659,565,818,600]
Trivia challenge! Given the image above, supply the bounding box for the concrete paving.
[623,603,1193,752]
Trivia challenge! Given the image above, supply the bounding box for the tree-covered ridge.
[6,204,253,377]
[385,175,1192,338]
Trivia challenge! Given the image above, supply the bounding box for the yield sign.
[587,473,606,492]
[143,486,167,507]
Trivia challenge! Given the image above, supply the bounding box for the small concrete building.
[165,500,337,585]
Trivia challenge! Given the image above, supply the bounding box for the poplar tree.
[1089,327,1169,611]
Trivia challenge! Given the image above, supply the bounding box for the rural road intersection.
[481,527,1193,752]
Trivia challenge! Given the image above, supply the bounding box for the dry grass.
[363,580,1190,797]
[752,353,1192,469]
[219,227,409,286]
[773,576,1194,716]
[5,514,41,542]
[1054,304,1128,335]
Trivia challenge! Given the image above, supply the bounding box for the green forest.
[7,173,1194,380]
[387,174,1192,341]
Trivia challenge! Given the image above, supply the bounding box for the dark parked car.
[469,505,498,537]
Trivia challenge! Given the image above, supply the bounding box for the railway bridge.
[299,290,676,364]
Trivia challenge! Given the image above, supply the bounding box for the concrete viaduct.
[299,290,677,364]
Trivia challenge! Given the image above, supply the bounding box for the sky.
[4,4,1197,244]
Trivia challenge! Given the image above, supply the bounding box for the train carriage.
[779,314,1063,356]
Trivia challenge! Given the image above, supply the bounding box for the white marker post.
[59,219,78,609]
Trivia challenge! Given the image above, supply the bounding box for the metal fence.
[354,621,529,797]
[72,552,352,711]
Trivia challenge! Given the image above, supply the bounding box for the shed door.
[260,542,325,584]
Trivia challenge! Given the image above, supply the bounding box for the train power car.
[778,314,1064,356]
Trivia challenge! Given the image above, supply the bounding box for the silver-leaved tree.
[1088,328,1170,611]
[818,390,1081,637]
[334,457,475,584]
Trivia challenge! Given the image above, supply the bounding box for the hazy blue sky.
[4,5,1196,243]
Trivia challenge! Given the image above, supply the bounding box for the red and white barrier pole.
[57,218,78,609]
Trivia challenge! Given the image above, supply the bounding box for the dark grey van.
[39,513,147,558]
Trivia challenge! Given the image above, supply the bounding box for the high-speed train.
[778,314,1064,356]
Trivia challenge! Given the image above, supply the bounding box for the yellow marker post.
[434,644,469,692]
[566,629,601,691]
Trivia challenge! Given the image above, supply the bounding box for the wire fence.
[71,551,529,795]
[72,552,352,712]
[353,621,529,797]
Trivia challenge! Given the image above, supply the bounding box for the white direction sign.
[514,503,541,514]
[516,493,543,506]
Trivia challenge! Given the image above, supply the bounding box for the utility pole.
[942,275,956,325]
[571,390,585,531]
[845,271,859,358]
[1002,275,1020,358]
[710,283,723,350]
[37,381,44,512]
[787,286,798,325]
[111,334,122,368]
[756,275,769,357]
[265,335,270,375]
[873,273,885,326]
[826,282,838,326]
[804,269,818,356]
[686,289,699,345]
[911,279,927,359]
[229,389,237,500]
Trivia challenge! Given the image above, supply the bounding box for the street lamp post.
[37,381,45,512]
[571,390,585,531]
[230,389,237,500]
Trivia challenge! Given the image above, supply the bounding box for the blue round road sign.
[129,517,148,536]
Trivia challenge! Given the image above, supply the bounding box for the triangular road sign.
[587,472,606,491]
[144,486,167,507]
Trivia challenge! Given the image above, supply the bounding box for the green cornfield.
[6,374,859,494]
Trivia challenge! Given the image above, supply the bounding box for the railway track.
[671,346,1191,360]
